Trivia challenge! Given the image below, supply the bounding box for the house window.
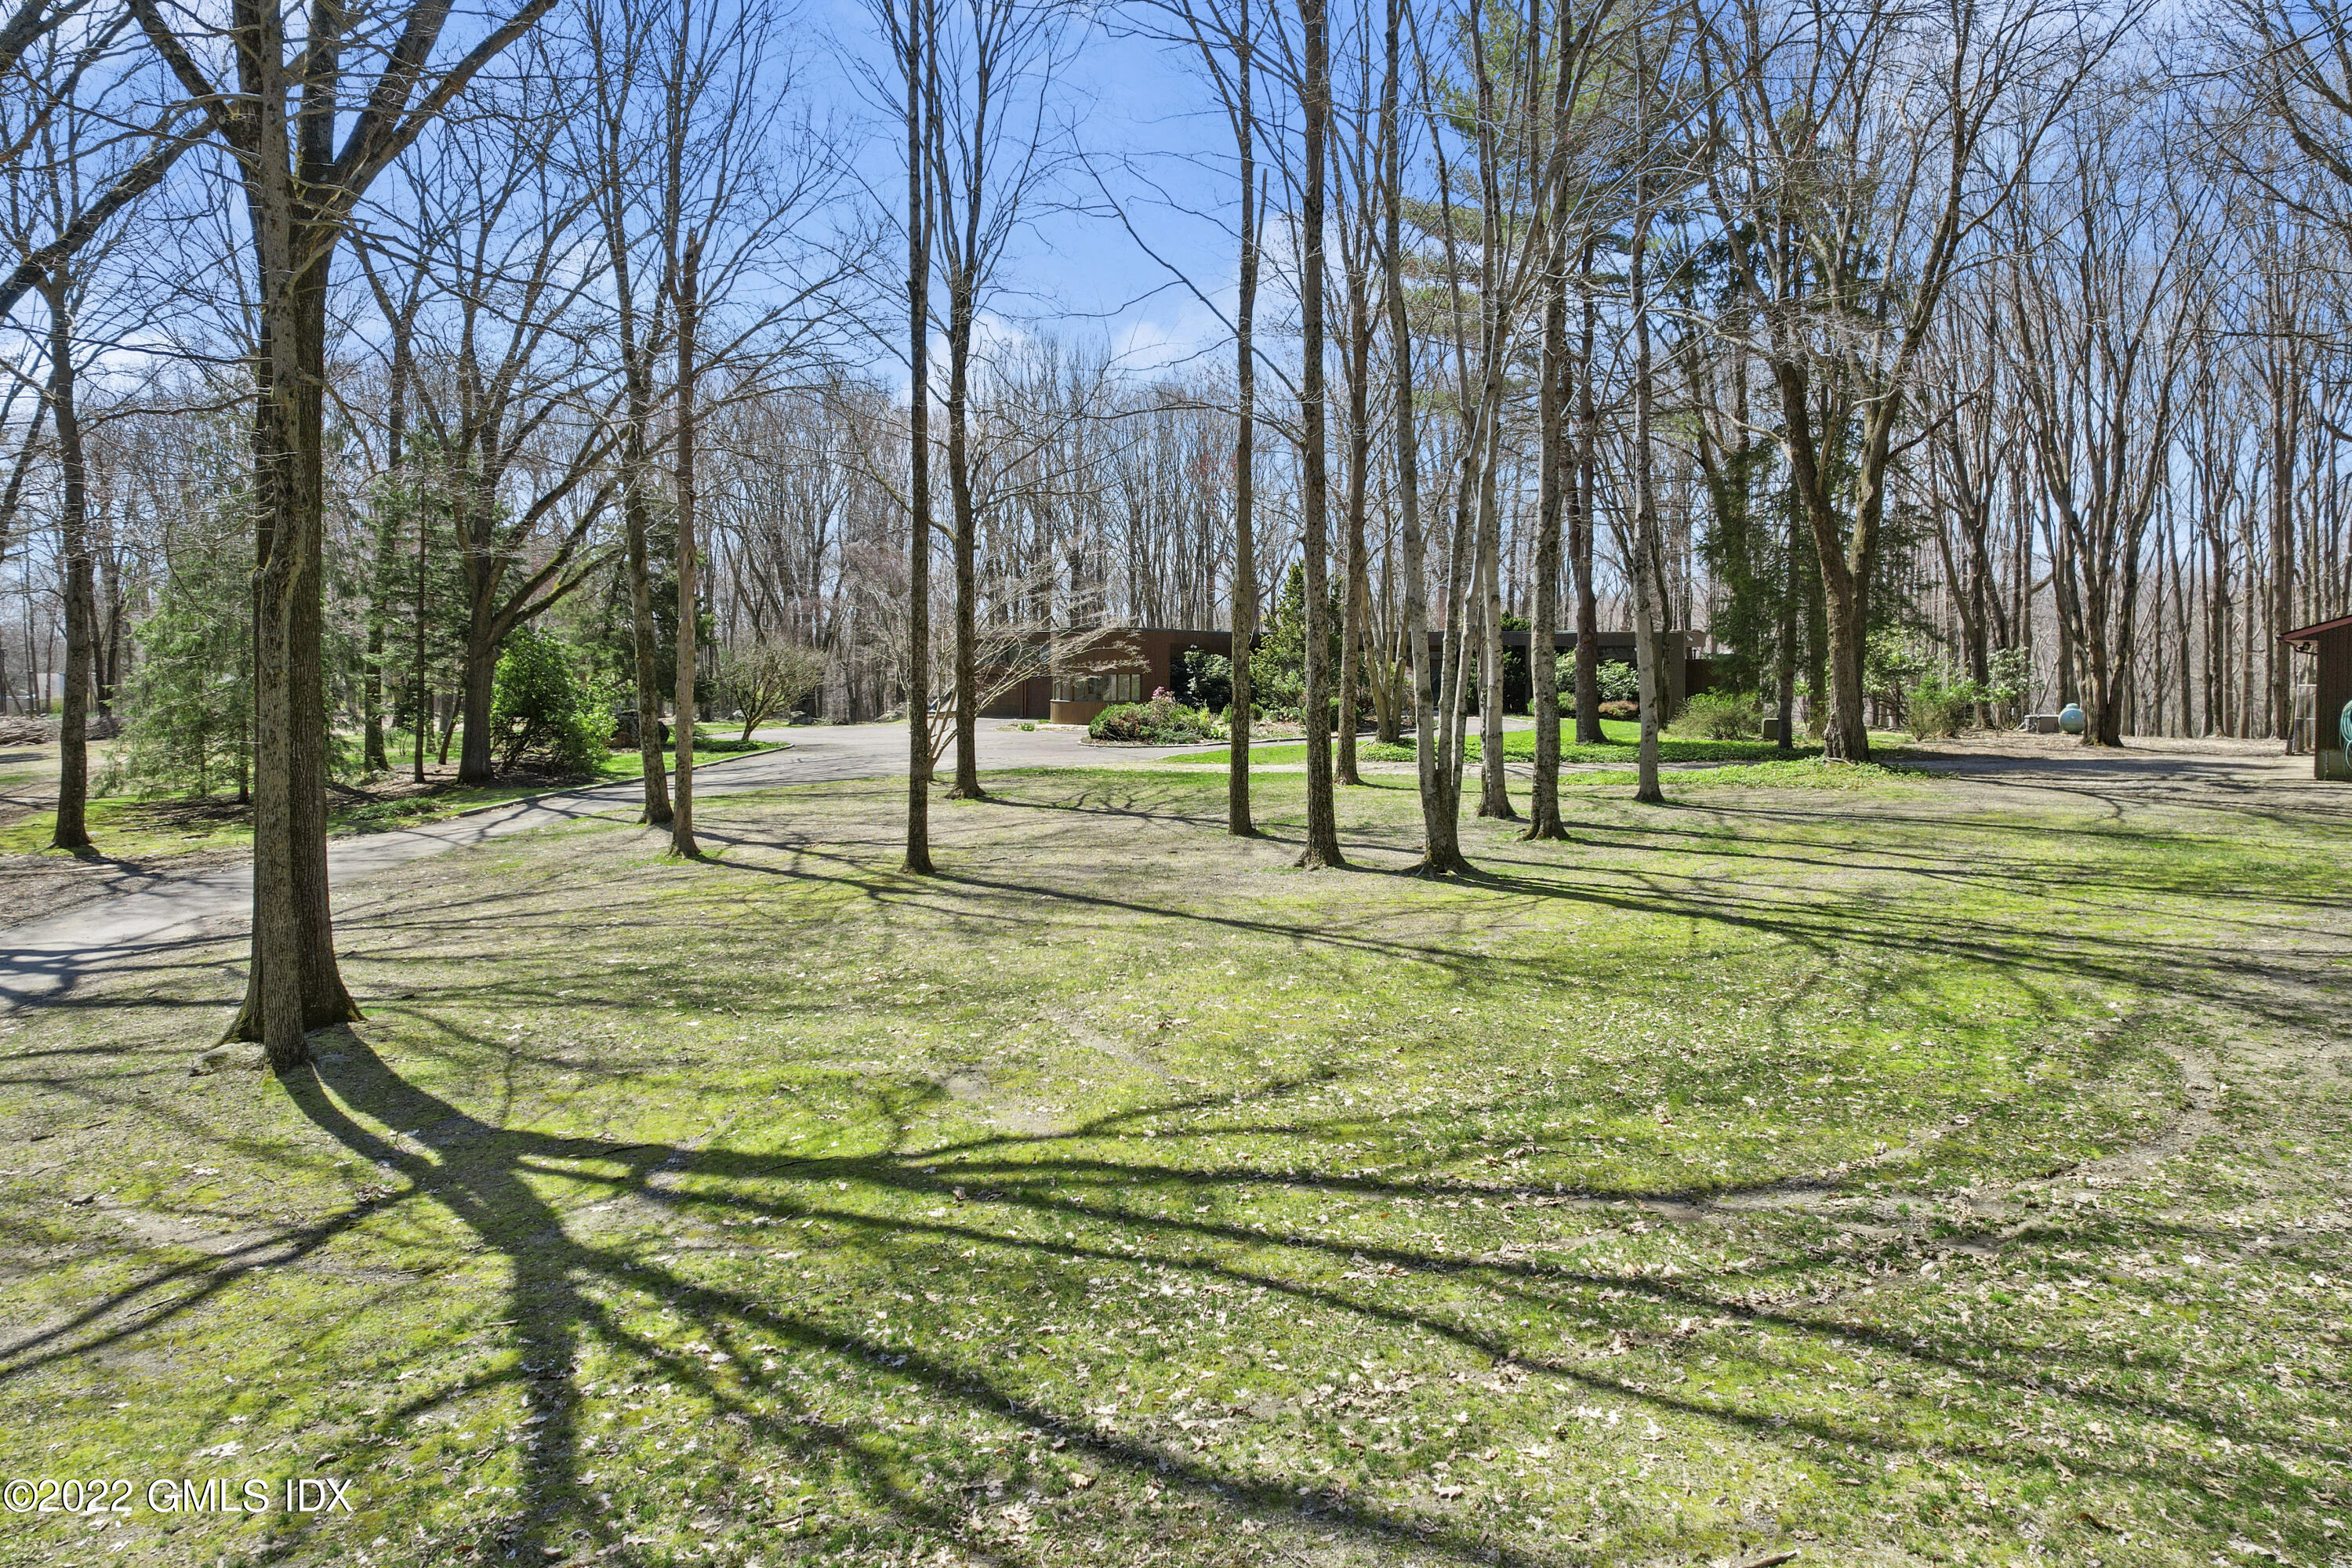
[1051,672,1142,703]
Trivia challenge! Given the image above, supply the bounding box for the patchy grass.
[0,744,785,860]
[0,794,258,858]
[1211,720,1912,769]
[1553,758,1937,792]
[3,764,2351,1567]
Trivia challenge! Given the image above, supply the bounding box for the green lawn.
[1197,718,1911,768]
[0,743,783,860]
[3,764,2348,1566]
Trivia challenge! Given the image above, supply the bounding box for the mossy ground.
[3,762,2350,1567]
[0,743,785,861]
[1223,720,1912,768]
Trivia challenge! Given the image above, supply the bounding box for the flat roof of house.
[2283,614,2352,645]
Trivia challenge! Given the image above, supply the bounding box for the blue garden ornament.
[2339,698,2352,760]
[2058,702,2085,735]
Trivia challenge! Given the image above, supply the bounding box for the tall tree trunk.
[457,577,500,785]
[945,263,982,800]
[903,0,935,873]
[622,396,672,823]
[1384,0,1460,874]
[1523,216,1569,840]
[1226,2,1258,837]
[1775,485,1798,751]
[363,306,408,776]
[44,279,92,851]
[1629,190,1664,804]
[1336,274,1370,788]
[1571,252,1602,744]
[1474,410,1514,818]
[413,449,431,785]
[2270,382,2297,740]
[1295,0,1341,869]
[672,234,702,855]
[227,244,361,1064]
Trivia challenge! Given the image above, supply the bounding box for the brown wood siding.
[2318,625,2352,781]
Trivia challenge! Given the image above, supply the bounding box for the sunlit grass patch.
[2,766,2349,1566]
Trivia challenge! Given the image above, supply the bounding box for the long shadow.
[11,1018,2341,1563]
[242,1030,1583,1566]
[13,768,2350,1559]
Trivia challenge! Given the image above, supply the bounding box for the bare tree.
[1699,0,2100,761]
[2004,85,2209,747]
[127,0,557,1065]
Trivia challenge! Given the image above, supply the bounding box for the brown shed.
[2282,615,2352,781]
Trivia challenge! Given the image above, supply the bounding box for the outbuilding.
[2281,615,2352,781]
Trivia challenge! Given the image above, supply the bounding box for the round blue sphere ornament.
[2058,703,2086,735]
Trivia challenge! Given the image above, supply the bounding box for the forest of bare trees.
[8,0,2352,1054]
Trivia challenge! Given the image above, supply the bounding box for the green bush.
[1907,673,1981,739]
[1668,690,1760,740]
[490,627,606,775]
[1089,690,1225,744]
[1554,656,1642,705]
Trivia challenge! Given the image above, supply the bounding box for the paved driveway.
[0,724,1229,1010]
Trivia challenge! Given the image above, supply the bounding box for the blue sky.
[808,0,1257,383]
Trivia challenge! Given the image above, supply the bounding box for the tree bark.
[903,0,935,873]
[225,247,362,1063]
[672,234,702,855]
[1336,278,1370,789]
[1381,0,1460,875]
[622,392,673,823]
[44,278,92,851]
[944,260,983,800]
[1226,2,1258,837]
[1523,210,1569,840]
[1295,0,1341,869]
[1629,178,1664,804]
[1571,250,1602,745]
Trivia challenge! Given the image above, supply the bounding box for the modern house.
[2282,615,2352,780]
[983,626,1717,728]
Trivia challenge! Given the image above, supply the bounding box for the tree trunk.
[1336,252,1371,788]
[363,314,405,777]
[1226,7,1258,837]
[1383,0,1461,876]
[1474,410,1514,818]
[622,404,672,824]
[1629,190,1664,804]
[903,0,935,874]
[1571,254,1602,744]
[1295,0,1341,869]
[672,234,702,856]
[457,587,500,785]
[45,280,92,851]
[946,278,982,800]
[1776,485,1798,751]
[1524,215,1568,840]
[2270,384,2297,740]
[226,245,361,1065]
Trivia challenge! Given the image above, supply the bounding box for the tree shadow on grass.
[9,1013,2330,1566]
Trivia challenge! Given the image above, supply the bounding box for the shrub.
[490,627,606,775]
[1089,689,1225,744]
[1668,689,1759,740]
[1254,564,1341,712]
[1598,699,1639,721]
[1907,673,1981,739]
[1177,651,1232,712]
[1553,656,1643,705]
[711,639,825,742]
